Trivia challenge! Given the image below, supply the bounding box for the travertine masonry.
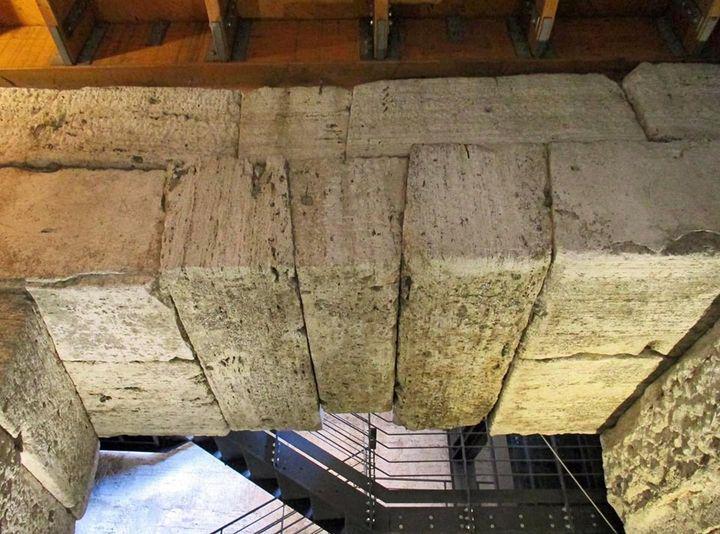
[490,353,665,435]
[238,87,351,162]
[346,74,644,157]
[521,140,720,360]
[395,144,551,430]
[0,291,98,518]
[623,62,720,141]
[0,165,228,437]
[602,320,720,534]
[161,157,320,430]
[0,427,75,534]
[0,87,240,168]
[289,158,406,412]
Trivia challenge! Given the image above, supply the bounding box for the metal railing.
[210,498,325,534]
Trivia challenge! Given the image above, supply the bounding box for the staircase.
[206,413,624,534]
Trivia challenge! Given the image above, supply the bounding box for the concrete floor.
[77,443,321,533]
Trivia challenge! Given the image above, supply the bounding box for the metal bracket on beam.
[672,0,720,54]
[38,0,95,65]
[206,0,239,62]
[373,0,391,60]
[526,0,559,58]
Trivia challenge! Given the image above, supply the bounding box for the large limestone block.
[29,281,229,437]
[490,352,665,435]
[238,87,351,162]
[520,141,720,360]
[623,63,720,141]
[0,166,165,281]
[601,320,720,533]
[0,428,75,534]
[289,158,406,412]
[0,86,240,168]
[395,144,552,430]
[346,75,644,157]
[161,157,320,430]
[0,291,98,518]
[0,165,227,437]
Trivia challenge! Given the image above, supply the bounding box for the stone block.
[395,144,552,430]
[0,87,240,168]
[519,141,720,360]
[0,427,75,534]
[0,165,228,437]
[238,86,351,162]
[0,291,98,518]
[0,166,165,281]
[289,158,406,412]
[490,352,665,435]
[601,320,720,533]
[161,157,320,430]
[623,62,720,141]
[346,75,644,157]
[29,281,229,437]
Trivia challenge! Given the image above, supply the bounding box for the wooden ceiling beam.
[35,0,94,64]
[527,0,559,57]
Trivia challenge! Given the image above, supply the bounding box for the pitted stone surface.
[623,63,720,141]
[346,75,644,157]
[0,428,75,534]
[161,157,320,430]
[29,281,228,437]
[520,141,720,360]
[490,352,665,435]
[395,144,551,430]
[64,359,228,437]
[0,291,98,518]
[0,166,165,281]
[0,87,240,168]
[289,158,406,412]
[238,87,351,162]
[601,321,720,533]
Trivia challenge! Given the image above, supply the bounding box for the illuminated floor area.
[77,443,318,533]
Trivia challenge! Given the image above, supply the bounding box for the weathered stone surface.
[161,157,320,430]
[0,166,165,281]
[0,86,240,168]
[490,352,665,435]
[0,291,98,518]
[28,281,229,437]
[238,86,351,162]
[346,75,644,157]
[63,359,228,437]
[623,62,720,141]
[601,320,720,534]
[519,141,720,360]
[395,144,552,430]
[0,427,75,534]
[289,158,406,412]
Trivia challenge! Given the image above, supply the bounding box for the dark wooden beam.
[35,0,94,65]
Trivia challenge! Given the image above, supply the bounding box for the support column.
[35,0,95,65]
[205,0,238,61]
[527,0,559,57]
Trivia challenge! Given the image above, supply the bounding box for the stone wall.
[0,63,718,440]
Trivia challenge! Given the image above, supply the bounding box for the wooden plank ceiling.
[0,0,718,88]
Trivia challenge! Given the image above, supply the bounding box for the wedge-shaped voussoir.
[0,427,75,533]
[0,86,240,168]
[490,352,665,435]
[346,74,644,157]
[623,63,720,141]
[238,87,351,162]
[0,291,98,518]
[161,157,320,430]
[520,141,720,360]
[395,144,552,430]
[289,157,407,413]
